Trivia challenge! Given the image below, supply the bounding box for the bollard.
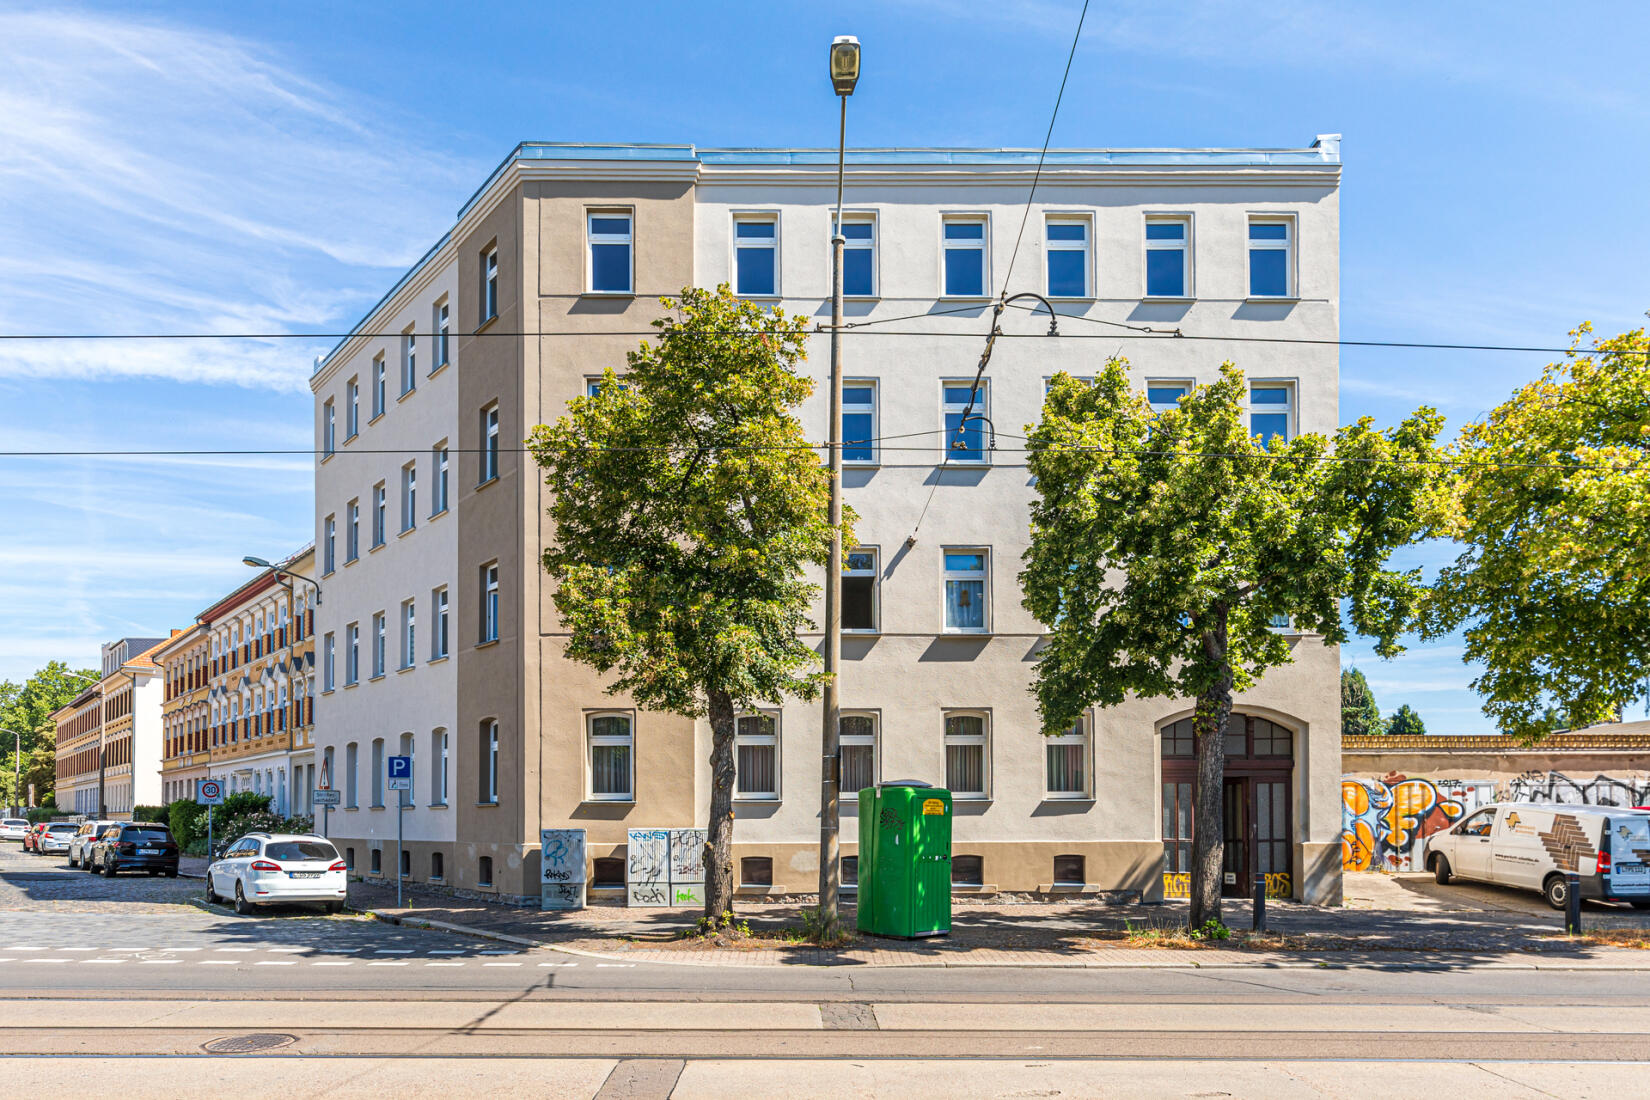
[1565,872,1582,935]
[1252,871,1267,932]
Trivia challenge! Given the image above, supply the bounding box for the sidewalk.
[345,874,1650,970]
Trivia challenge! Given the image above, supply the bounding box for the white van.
[1424,802,1650,910]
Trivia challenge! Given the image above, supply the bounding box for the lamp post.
[819,34,861,931]
[1,728,22,817]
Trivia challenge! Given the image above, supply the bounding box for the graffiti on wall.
[1505,772,1650,807]
[1161,871,1290,899]
[626,827,708,908]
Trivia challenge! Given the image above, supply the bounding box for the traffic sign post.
[387,756,412,907]
[197,779,224,862]
[316,760,335,838]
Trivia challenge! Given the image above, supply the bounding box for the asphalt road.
[5,840,1650,1098]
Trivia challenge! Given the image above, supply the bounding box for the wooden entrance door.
[1221,778,1248,897]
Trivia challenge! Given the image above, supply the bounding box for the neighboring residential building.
[51,636,167,818]
[311,138,1344,904]
[156,624,211,804]
[201,547,318,815]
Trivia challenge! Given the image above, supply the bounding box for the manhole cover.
[201,1033,298,1054]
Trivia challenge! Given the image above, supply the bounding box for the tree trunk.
[702,688,738,921]
[1188,613,1234,930]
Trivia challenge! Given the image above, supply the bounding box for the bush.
[132,805,169,824]
[219,791,272,818]
[208,809,319,859]
[168,799,206,849]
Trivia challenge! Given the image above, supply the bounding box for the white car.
[68,820,121,868]
[206,832,347,915]
[37,822,81,855]
[0,819,29,842]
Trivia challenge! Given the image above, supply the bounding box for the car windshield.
[3,819,26,827]
[123,828,172,843]
[46,824,78,834]
[264,841,338,862]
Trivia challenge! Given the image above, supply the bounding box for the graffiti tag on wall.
[1161,871,1290,899]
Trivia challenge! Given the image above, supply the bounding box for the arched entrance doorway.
[1161,714,1296,899]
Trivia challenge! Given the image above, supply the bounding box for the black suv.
[89,823,180,878]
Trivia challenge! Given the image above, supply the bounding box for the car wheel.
[148,869,161,877]
[166,869,178,879]
[1543,874,1569,910]
[326,901,344,915]
[234,882,254,916]
[205,875,218,904]
[68,852,78,868]
[103,859,117,878]
[1432,854,1453,885]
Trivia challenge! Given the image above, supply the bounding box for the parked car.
[0,819,30,842]
[206,833,346,915]
[23,823,49,853]
[67,820,121,868]
[88,822,179,878]
[36,822,81,856]
[1424,802,1650,909]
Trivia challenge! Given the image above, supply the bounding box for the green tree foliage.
[526,286,845,919]
[0,661,100,809]
[1385,704,1427,737]
[1023,361,1443,925]
[1340,667,1383,736]
[168,799,207,849]
[1429,325,1650,741]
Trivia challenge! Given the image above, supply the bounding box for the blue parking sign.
[387,755,412,791]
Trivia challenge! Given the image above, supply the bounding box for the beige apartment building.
[52,636,167,817]
[313,139,1344,905]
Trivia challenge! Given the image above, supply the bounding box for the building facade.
[312,139,1344,904]
[51,636,167,818]
[157,624,211,804]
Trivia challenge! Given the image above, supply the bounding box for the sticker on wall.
[922,798,945,816]
[539,828,586,911]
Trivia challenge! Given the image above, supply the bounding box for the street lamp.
[818,33,861,933]
[243,555,323,606]
[1,728,23,817]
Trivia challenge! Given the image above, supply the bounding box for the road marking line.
[373,949,414,954]
[105,947,146,953]
[479,950,516,955]
[428,949,463,955]
[367,961,409,967]
[200,961,238,966]
[255,961,296,966]
[313,961,354,967]
[81,959,124,965]
[267,947,306,954]
[168,948,201,952]
[34,960,71,965]
[482,962,522,968]
[58,947,95,952]
[425,962,463,967]
[214,947,254,953]
[139,960,180,965]
[596,963,634,968]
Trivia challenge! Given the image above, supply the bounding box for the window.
[400,848,410,877]
[370,848,382,875]
[588,212,632,294]
[345,378,359,438]
[835,215,876,297]
[478,855,494,886]
[323,514,336,574]
[942,381,988,463]
[839,713,877,794]
[372,354,386,419]
[1146,381,1190,415]
[943,549,989,633]
[481,562,499,643]
[843,549,878,632]
[368,738,385,807]
[371,612,386,678]
[842,381,877,464]
[1145,217,1190,298]
[432,728,448,804]
[735,713,778,800]
[1457,808,1496,838]
[400,462,416,532]
[592,858,625,888]
[951,854,984,887]
[344,623,360,685]
[482,245,498,321]
[432,586,449,660]
[1250,384,1292,448]
[740,857,773,888]
[1045,216,1089,298]
[1248,218,1292,298]
[941,216,987,297]
[1053,854,1085,885]
[345,742,359,807]
[323,632,335,691]
[344,846,355,871]
[433,300,449,369]
[842,855,859,888]
[431,444,449,515]
[372,482,386,547]
[1045,715,1089,798]
[401,599,416,669]
[944,712,989,798]
[480,404,499,482]
[346,499,360,562]
[588,713,633,801]
[401,327,416,395]
[430,851,444,880]
[734,215,777,296]
[480,719,499,803]
[323,399,335,456]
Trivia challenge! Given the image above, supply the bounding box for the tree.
[526,285,844,921]
[1385,704,1426,737]
[1428,324,1650,741]
[0,661,99,809]
[1340,667,1383,736]
[1023,361,1443,927]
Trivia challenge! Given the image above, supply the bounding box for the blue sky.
[1,1,1646,731]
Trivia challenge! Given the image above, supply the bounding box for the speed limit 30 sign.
[197,779,224,806]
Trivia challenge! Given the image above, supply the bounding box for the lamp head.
[829,36,861,96]
[242,556,271,569]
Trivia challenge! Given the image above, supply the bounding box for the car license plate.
[290,871,320,879]
[1615,862,1647,875]
[138,848,160,855]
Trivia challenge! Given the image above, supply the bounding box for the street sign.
[312,789,341,807]
[387,755,412,791]
[197,780,224,806]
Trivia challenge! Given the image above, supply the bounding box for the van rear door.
[1605,815,1650,898]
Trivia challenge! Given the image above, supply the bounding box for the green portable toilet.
[856,782,952,938]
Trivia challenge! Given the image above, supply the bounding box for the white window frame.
[482,246,499,321]
[401,599,416,670]
[833,212,878,299]
[1044,713,1092,800]
[842,379,878,466]
[1143,214,1193,300]
[481,562,499,643]
[401,326,416,395]
[941,379,990,465]
[943,710,991,800]
[586,209,634,295]
[1247,381,1295,447]
[732,212,780,298]
[344,622,359,685]
[433,299,450,370]
[345,742,358,807]
[586,711,634,802]
[431,586,449,660]
[838,711,879,794]
[1044,213,1092,300]
[734,711,780,801]
[481,719,499,804]
[1146,379,1193,415]
[345,499,360,562]
[432,443,450,515]
[323,514,336,574]
[940,214,990,299]
[371,354,386,419]
[323,399,335,456]
[371,612,386,678]
[842,546,879,634]
[433,728,449,805]
[1246,214,1295,299]
[372,482,386,547]
[400,462,416,533]
[942,547,991,634]
[323,633,335,691]
[480,404,499,483]
[345,378,359,439]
